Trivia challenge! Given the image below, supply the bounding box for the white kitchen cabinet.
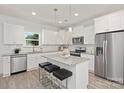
[81,53,94,73]
[42,29,61,45]
[4,23,24,44]
[72,25,94,44]
[27,53,47,71]
[27,52,61,71]
[84,25,95,44]
[94,15,108,34]
[94,10,124,34]
[27,54,39,71]
[108,10,124,31]
[72,25,84,37]
[2,56,10,77]
[59,30,72,44]
[37,54,47,67]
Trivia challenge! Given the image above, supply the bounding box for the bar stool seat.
[53,68,72,81]
[53,68,72,88]
[39,62,52,68]
[44,65,60,73]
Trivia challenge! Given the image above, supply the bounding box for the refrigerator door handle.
[103,40,106,76]
[103,41,105,64]
[105,40,107,65]
[105,40,107,77]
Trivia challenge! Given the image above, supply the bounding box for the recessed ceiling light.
[32,12,36,15]
[68,27,73,32]
[74,13,79,16]
[58,21,62,24]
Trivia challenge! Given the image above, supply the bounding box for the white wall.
[0,15,59,75]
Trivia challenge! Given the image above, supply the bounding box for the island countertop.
[41,54,89,66]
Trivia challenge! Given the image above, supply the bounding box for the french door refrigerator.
[95,31,124,84]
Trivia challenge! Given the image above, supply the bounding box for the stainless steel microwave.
[72,36,84,44]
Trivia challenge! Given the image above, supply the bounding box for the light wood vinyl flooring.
[0,69,124,89]
[88,72,124,89]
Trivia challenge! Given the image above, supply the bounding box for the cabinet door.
[72,26,84,37]
[94,15,108,33]
[4,23,16,44]
[37,55,47,67]
[58,30,65,44]
[81,54,94,73]
[121,10,124,29]
[15,25,24,44]
[84,25,95,44]
[3,56,10,77]
[4,23,24,44]
[42,30,60,44]
[27,54,38,70]
[108,11,123,31]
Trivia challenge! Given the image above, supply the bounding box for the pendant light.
[68,4,73,32]
[53,8,58,25]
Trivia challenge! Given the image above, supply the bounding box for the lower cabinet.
[27,52,61,71]
[81,53,94,73]
[27,53,47,71]
[2,56,10,77]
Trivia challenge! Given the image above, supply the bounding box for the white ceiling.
[0,4,124,28]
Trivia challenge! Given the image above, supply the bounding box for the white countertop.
[42,54,89,66]
[2,51,60,56]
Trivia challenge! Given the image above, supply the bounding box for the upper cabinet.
[4,23,24,44]
[42,29,72,45]
[59,30,72,45]
[72,25,84,37]
[108,10,124,31]
[84,25,95,44]
[94,10,124,34]
[72,25,95,44]
[94,15,108,33]
[42,29,61,45]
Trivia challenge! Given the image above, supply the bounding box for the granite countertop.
[42,54,89,66]
[2,53,27,56]
[27,50,60,54]
[2,51,61,56]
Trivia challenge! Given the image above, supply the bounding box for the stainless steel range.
[70,47,86,57]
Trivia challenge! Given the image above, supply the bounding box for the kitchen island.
[42,54,89,89]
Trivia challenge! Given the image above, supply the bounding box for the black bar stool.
[44,64,60,87]
[53,68,72,89]
[39,62,52,81]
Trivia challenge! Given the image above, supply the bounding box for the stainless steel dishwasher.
[11,54,27,74]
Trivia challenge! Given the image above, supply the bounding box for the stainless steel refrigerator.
[95,31,124,84]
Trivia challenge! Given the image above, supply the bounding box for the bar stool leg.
[39,67,45,81]
[39,68,40,81]
[66,79,68,89]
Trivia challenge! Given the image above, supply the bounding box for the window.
[24,32,40,47]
